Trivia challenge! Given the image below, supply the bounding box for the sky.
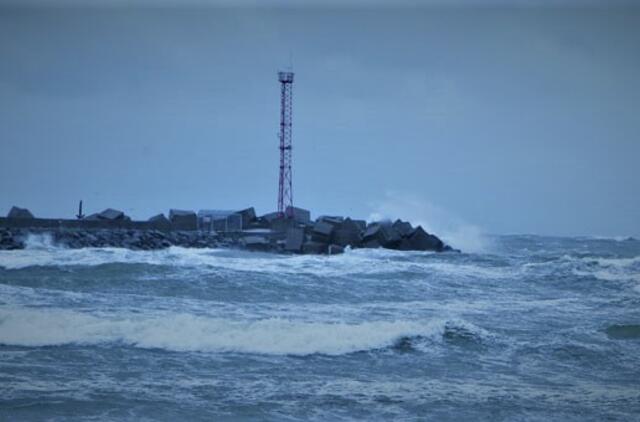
[0,0,638,238]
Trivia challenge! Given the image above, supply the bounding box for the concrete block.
[169,209,198,231]
[363,223,386,243]
[261,212,281,223]
[311,220,334,243]
[313,220,334,236]
[285,227,304,252]
[353,220,367,232]
[198,210,242,232]
[226,213,243,232]
[238,207,256,227]
[7,206,34,219]
[243,235,270,251]
[393,219,414,237]
[332,218,362,247]
[270,216,298,233]
[211,214,242,232]
[148,213,171,230]
[302,241,327,254]
[212,218,226,232]
[362,239,382,249]
[397,238,413,251]
[408,226,445,251]
[247,219,270,230]
[286,206,311,225]
[382,224,402,247]
[328,244,345,255]
[363,222,401,248]
[363,223,380,239]
[318,216,343,226]
[97,208,126,220]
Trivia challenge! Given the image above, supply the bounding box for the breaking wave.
[23,233,58,249]
[567,255,640,285]
[0,244,511,280]
[0,307,489,356]
[560,254,640,268]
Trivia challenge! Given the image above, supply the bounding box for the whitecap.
[0,306,488,356]
[0,245,508,280]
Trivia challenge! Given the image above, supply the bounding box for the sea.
[1,234,639,421]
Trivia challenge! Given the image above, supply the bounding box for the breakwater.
[0,205,456,254]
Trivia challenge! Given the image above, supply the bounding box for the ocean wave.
[564,255,640,286]
[561,254,640,268]
[573,269,640,284]
[581,235,637,242]
[0,307,488,355]
[0,244,509,280]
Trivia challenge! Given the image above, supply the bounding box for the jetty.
[0,205,456,254]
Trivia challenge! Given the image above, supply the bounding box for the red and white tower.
[277,71,294,217]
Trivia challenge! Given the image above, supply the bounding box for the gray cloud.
[1,4,638,237]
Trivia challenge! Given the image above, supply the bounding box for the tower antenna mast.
[277,70,294,217]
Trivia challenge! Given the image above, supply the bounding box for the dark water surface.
[1,235,639,421]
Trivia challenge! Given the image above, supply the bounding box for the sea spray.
[367,191,493,253]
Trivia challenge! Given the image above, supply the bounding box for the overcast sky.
[0,0,638,238]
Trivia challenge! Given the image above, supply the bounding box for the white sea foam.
[573,269,640,284]
[366,191,493,254]
[566,255,640,288]
[0,307,473,355]
[593,256,640,268]
[561,255,640,268]
[0,244,509,280]
[584,235,636,242]
[23,233,58,249]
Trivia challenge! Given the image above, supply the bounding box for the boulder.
[7,206,34,219]
[169,209,198,231]
[284,227,304,252]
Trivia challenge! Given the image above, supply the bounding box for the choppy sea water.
[1,234,639,421]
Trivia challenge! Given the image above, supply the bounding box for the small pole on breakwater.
[76,200,84,219]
